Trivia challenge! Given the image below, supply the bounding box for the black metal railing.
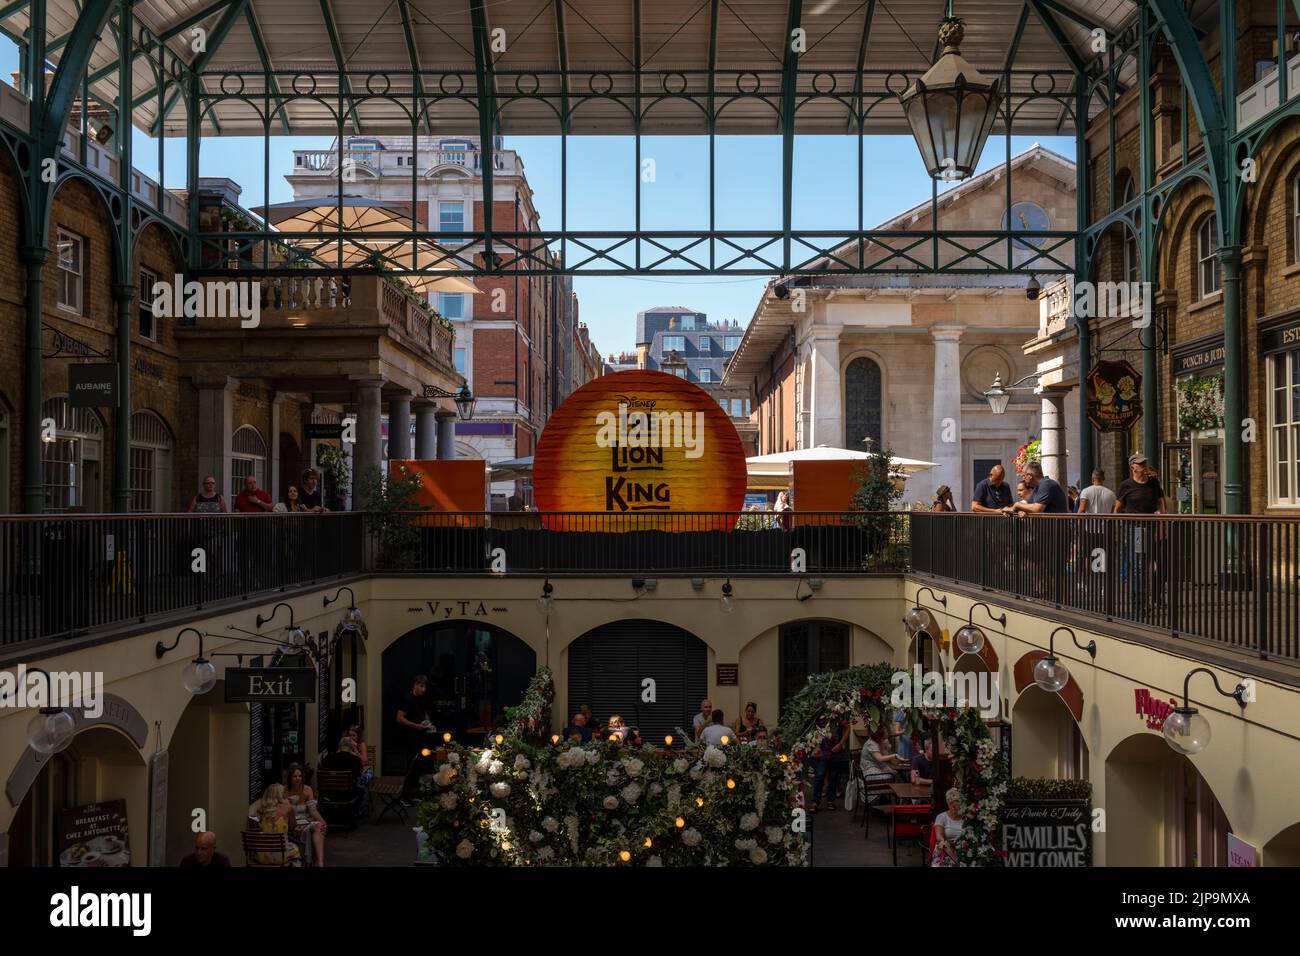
[0,513,365,647]
[401,511,908,574]
[910,512,1300,662]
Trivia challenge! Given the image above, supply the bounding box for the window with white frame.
[439,201,465,237]
[436,292,466,320]
[138,268,158,341]
[41,397,103,512]
[730,399,743,416]
[1197,214,1221,299]
[129,410,173,512]
[680,315,696,330]
[454,347,467,375]
[662,335,685,354]
[673,367,687,378]
[698,336,711,352]
[1122,177,1139,285]
[1293,175,1300,264]
[724,335,742,350]
[1269,348,1300,506]
[57,230,84,313]
[698,368,713,383]
[231,425,268,495]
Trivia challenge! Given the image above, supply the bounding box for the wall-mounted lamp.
[536,579,554,614]
[1163,668,1250,755]
[902,586,947,638]
[256,602,308,648]
[719,579,735,614]
[23,666,77,755]
[323,586,364,631]
[1032,626,1097,693]
[154,627,218,695]
[953,602,1006,656]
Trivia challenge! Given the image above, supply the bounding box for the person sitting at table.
[861,724,906,783]
[735,701,767,743]
[254,784,302,866]
[563,712,592,743]
[931,787,965,867]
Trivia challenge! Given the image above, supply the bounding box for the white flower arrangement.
[542,816,560,833]
[765,826,784,844]
[739,813,760,832]
[703,745,727,768]
[624,757,644,778]
[734,838,757,851]
[528,830,544,844]
[646,855,663,867]
[490,781,511,799]
[537,846,556,862]
[476,750,493,773]
[603,795,619,810]
[487,759,504,776]
[681,827,702,847]
[667,784,682,808]
[605,769,621,786]
[455,839,474,859]
[620,783,642,805]
[447,752,460,766]
[672,758,689,774]
[433,765,455,787]
[749,846,768,865]
[513,754,531,771]
[438,792,458,810]
[584,750,599,765]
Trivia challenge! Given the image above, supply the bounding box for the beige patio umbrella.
[252,196,418,232]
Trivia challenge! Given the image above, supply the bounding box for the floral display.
[415,734,806,866]
[502,667,554,745]
[1013,439,1041,476]
[774,662,1007,867]
[1176,373,1225,434]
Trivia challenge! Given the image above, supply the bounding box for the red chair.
[890,804,932,866]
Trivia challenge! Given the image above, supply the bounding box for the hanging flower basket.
[1176,373,1224,434]
[1013,440,1041,476]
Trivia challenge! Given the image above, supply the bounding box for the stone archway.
[1010,684,1088,781]
[1262,822,1300,867]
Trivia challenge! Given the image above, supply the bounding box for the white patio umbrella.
[745,445,937,489]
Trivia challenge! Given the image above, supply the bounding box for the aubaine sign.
[224,668,317,703]
[533,369,746,528]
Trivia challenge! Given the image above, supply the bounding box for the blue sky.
[1,36,1073,355]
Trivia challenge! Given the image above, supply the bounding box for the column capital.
[929,325,965,341]
[434,408,459,422]
[191,374,238,392]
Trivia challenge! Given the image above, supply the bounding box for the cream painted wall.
[3,573,1300,867]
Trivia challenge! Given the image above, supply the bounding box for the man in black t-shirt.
[970,463,1013,512]
[298,469,328,512]
[1115,454,1165,614]
[398,675,433,801]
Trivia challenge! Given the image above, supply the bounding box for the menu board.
[57,800,130,867]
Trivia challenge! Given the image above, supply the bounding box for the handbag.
[842,775,857,813]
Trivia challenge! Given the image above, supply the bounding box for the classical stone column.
[1039,387,1069,486]
[930,326,964,503]
[195,376,237,498]
[414,401,438,459]
[352,377,384,498]
[388,394,412,461]
[436,409,457,460]
[809,330,842,447]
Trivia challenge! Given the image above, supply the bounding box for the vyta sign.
[533,369,746,528]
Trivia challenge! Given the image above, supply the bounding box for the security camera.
[1025,275,1041,300]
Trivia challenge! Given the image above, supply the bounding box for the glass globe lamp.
[1162,708,1211,755]
[182,658,218,695]
[1033,654,1069,693]
[27,709,76,754]
[953,624,985,655]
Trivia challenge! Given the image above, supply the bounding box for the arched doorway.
[166,682,250,865]
[567,620,707,743]
[1262,822,1300,867]
[1010,685,1087,780]
[1105,733,1232,866]
[381,621,536,774]
[6,727,145,867]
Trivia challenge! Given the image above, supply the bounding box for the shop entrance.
[1166,433,1225,515]
[381,621,536,775]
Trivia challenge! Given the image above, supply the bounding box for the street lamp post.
[422,383,476,422]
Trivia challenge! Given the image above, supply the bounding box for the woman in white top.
[860,724,906,782]
[931,787,964,866]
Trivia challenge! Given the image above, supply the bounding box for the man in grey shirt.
[1077,469,1117,515]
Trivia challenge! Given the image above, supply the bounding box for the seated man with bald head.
[179,831,231,868]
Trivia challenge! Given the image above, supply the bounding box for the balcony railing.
[3,512,1298,665]
[910,512,1299,662]
[291,147,509,175]
[1236,58,1300,132]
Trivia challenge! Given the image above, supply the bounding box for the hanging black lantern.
[899,6,1002,182]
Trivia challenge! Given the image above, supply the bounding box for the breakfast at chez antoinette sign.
[532,370,746,530]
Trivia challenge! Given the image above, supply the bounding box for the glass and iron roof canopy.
[16,0,1152,138]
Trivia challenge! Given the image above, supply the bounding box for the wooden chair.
[241,830,299,868]
[317,769,364,831]
[890,804,933,866]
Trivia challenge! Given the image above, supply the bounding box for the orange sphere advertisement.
[533,369,747,529]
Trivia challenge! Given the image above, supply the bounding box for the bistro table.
[886,782,930,803]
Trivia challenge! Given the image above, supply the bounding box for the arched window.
[129,410,174,512]
[1197,213,1221,299]
[1122,176,1139,284]
[41,397,103,512]
[844,356,883,450]
[231,425,267,494]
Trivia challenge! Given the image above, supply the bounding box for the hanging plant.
[1176,373,1224,434]
[1013,440,1041,476]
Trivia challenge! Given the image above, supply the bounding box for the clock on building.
[1002,201,1050,249]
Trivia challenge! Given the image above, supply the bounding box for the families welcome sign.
[533,369,747,528]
